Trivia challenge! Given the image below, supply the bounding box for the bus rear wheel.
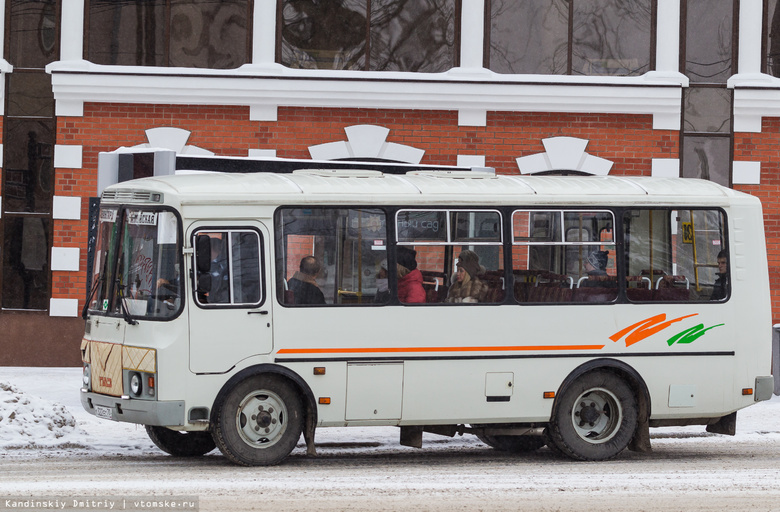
[213,375,303,466]
[145,426,216,457]
[547,370,638,461]
[477,434,546,453]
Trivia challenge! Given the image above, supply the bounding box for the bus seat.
[625,276,652,301]
[654,275,690,301]
[479,271,506,303]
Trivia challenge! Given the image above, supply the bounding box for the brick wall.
[51,104,674,308]
[735,117,780,323]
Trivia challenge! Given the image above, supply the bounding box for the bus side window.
[193,229,263,307]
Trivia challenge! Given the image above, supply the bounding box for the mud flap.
[705,411,736,435]
[628,412,651,453]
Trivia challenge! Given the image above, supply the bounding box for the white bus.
[80,166,776,466]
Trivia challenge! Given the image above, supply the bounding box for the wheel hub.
[578,401,601,426]
[237,392,286,446]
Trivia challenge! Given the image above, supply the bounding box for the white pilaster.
[459,0,485,69]
[60,0,85,61]
[655,0,681,73]
[738,0,763,74]
[253,0,277,64]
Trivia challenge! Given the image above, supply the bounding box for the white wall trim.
[52,196,82,220]
[651,158,680,178]
[47,64,683,128]
[733,161,761,185]
[51,247,80,272]
[54,144,83,169]
[309,124,424,163]
[516,137,613,175]
[457,155,486,168]
[49,298,79,317]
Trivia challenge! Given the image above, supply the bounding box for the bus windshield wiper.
[115,280,139,326]
[81,276,103,320]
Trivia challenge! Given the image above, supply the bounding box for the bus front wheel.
[213,375,303,466]
[145,425,216,457]
[547,371,638,461]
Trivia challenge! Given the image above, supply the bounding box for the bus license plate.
[95,405,113,420]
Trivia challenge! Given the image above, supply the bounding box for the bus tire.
[145,425,216,457]
[548,370,638,461]
[477,434,546,453]
[213,374,303,466]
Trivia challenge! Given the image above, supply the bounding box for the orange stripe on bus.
[276,345,605,355]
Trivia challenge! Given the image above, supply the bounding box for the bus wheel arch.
[548,359,651,460]
[211,365,318,465]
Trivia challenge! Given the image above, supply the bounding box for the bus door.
[188,225,270,374]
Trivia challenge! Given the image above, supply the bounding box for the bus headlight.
[82,365,91,389]
[130,372,142,396]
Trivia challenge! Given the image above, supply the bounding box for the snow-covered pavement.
[1,367,780,512]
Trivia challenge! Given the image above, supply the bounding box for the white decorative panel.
[458,109,487,127]
[580,154,613,175]
[54,145,83,169]
[345,125,390,158]
[516,153,552,174]
[457,155,486,168]
[250,104,278,121]
[381,143,424,164]
[651,158,680,178]
[51,247,80,272]
[52,196,82,220]
[543,137,589,170]
[146,127,191,153]
[733,161,761,185]
[309,141,351,160]
[49,298,79,318]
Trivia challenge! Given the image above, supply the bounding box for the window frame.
[83,0,254,68]
[483,0,657,76]
[191,226,265,310]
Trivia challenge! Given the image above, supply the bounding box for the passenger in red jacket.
[396,246,426,304]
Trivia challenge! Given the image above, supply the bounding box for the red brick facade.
[50,104,685,315]
[735,117,780,323]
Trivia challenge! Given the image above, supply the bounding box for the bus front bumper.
[81,389,185,426]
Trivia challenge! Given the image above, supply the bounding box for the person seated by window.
[209,238,230,303]
[374,259,390,303]
[711,250,729,301]
[581,250,616,288]
[288,256,326,305]
[397,246,425,303]
[446,250,488,303]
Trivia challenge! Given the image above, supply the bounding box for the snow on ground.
[1,366,779,458]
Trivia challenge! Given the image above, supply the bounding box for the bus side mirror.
[195,235,212,294]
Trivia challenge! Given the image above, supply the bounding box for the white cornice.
[47,61,683,128]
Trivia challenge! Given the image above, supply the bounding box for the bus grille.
[101,190,162,203]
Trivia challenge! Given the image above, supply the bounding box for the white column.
[459,0,485,69]
[655,0,680,73]
[252,0,277,64]
[60,0,85,61]
[738,0,763,74]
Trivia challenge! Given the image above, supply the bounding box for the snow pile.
[0,381,86,449]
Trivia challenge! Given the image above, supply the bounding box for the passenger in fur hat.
[396,246,425,303]
[446,250,489,303]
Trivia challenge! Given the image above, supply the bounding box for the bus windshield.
[88,206,182,320]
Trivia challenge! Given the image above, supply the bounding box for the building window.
[278,0,459,72]
[486,0,655,76]
[764,0,780,76]
[2,0,60,310]
[680,0,737,187]
[86,0,252,68]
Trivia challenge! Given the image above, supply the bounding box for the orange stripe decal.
[277,345,604,355]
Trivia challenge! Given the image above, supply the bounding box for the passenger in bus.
[446,250,488,303]
[209,238,230,303]
[287,256,326,305]
[374,260,390,303]
[577,250,610,285]
[396,247,426,303]
[711,250,729,301]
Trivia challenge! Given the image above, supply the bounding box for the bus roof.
[102,169,746,208]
